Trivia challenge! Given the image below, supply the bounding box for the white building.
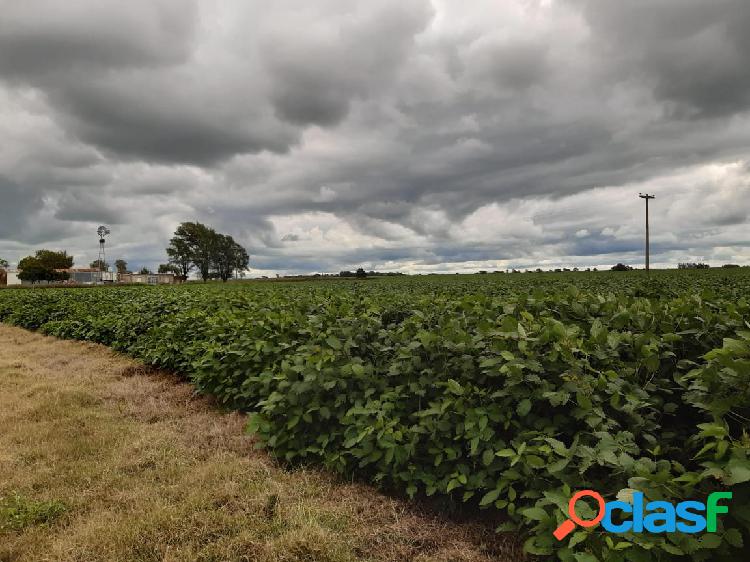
[118,272,176,285]
[1,269,22,286]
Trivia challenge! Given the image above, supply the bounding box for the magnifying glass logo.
[553,490,605,540]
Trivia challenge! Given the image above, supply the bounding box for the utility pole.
[639,194,655,273]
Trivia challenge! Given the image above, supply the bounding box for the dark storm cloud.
[567,238,643,258]
[573,0,750,118]
[53,77,297,165]
[54,192,126,224]
[0,0,196,77]
[0,0,298,165]
[707,209,748,227]
[0,174,77,246]
[2,0,750,272]
[464,36,550,92]
[263,1,433,126]
[0,176,41,238]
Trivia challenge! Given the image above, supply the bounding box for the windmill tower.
[97,225,110,282]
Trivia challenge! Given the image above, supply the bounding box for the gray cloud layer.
[1,0,749,274]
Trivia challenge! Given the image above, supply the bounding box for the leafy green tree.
[139,267,152,275]
[17,250,72,284]
[115,259,128,274]
[158,263,180,274]
[168,222,216,281]
[167,222,249,282]
[611,263,633,271]
[212,233,249,282]
[17,257,46,283]
[90,259,109,271]
[34,250,73,269]
[0,258,8,269]
[166,236,194,279]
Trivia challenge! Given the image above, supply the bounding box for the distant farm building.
[0,269,22,286]
[66,268,116,284]
[1,268,172,286]
[118,272,176,285]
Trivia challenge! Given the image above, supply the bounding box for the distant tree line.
[678,262,710,269]
[481,267,598,274]
[166,222,249,282]
[158,263,181,275]
[110,260,156,275]
[90,259,109,271]
[611,263,633,271]
[338,269,406,278]
[339,268,368,278]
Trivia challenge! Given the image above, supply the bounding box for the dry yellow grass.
[0,324,522,562]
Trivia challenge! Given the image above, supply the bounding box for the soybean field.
[1,269,749,562]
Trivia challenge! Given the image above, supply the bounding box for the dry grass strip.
[0,324,522,562]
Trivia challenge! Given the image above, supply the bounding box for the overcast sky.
[1,0,749,275]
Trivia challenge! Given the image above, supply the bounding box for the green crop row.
[1,270,749,561]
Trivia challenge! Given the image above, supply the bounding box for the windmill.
[97,225,110,282]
